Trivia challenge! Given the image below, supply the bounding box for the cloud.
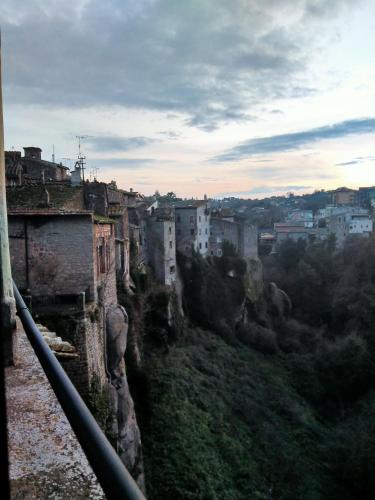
[214,117,375,161]
[335,155,375,166]
[0,0,363,131]
[86,135,158,152]
[89,158,156,169]
[158,130,182,140]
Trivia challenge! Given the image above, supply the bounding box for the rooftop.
[6,185,85,210]
[174,200,208,209]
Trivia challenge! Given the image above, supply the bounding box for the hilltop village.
[5,146,375,497]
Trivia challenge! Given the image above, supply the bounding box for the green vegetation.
[128,236,375,499]
[6,184,83,209]
[87,375,115,442]
[141,328,327,500]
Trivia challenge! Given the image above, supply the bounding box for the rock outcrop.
[106,304,145,492]
[266,282,292,321]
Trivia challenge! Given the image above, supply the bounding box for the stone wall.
[9,214,96,301]
[94,223,118,307]
[84,182,107,215]
[175,205,210,257]
[210,217,240,256]
[210,218,258,258]
[22,159,69,182]
[38,304,107,400]
[146,217,176,286]
[240,222,258,258]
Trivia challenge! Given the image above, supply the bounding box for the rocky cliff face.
[105,304,145,492]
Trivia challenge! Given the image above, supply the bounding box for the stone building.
[274,222,317,244]
[210,212,258,258]
[86,180,131,288]
[358,186,375,208]
[7,206,144,488]
[330,187,357,206]
[5,151,23,186]
[286,209,314,227]
[5,147,70,185]
[326,209,373,247]
[143,207,176,286]
[8,205,118,383]
[175,200,210,256]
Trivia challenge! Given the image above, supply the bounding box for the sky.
[1,0,375,199]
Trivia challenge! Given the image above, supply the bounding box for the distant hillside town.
[5,145,375,494]
[6,147,374,300]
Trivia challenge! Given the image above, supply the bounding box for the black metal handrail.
[13,283,146,500]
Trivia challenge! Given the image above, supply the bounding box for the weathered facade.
[175,200,210,256]
[5,147,70,185]
[84,181,131,289]
[9,210,96,301]
[7,200,145,489]
[274,222,317,244]
[144,208,176,286]
[210,216,258,258]
[330,187,357,206]
[326,210,373,247]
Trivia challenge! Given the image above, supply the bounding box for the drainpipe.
[0,34,15,499]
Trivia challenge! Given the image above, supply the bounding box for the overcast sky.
[1,0,375,198]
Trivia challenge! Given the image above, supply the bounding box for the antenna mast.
[75,135,89,182]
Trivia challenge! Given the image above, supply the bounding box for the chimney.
[23,146,42,160]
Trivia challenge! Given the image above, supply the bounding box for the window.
[199,242,202,249]
[199,216,201,222]
[218,249,222,256]
[205,242,208,248]
[169,226,172,234]
[205,228,208,234]
[199,228,201,235]
[170,265,175,273]
[98,244,106,273]
[169,241,173,248]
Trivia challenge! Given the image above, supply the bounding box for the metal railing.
[13,282,146,500]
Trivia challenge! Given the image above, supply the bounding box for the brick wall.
[94,223,117,307]
[146,217,176,285]
[8,214,96,300]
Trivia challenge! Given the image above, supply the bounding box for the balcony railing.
[12,282,146,500]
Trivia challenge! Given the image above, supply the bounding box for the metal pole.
[0,33,15,500]
[13,284,145,500]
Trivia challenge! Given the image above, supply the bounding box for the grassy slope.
[141,328,328,500]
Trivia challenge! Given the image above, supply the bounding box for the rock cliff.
[105,304,145,492]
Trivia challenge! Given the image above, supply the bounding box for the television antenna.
[75,135,92,181]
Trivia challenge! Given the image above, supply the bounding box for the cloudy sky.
[1,0,375,198]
